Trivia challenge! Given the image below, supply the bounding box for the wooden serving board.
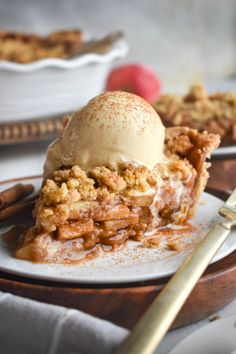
[0,115,63,145]
[0,189,235,330]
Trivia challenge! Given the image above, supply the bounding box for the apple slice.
[106,64,162,104]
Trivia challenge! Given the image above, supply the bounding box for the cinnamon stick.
[0,198,36,222]
[0,183,34,210]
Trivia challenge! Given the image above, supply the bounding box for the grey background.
[0,0,236,90]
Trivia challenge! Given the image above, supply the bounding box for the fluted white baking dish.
[0,35,128,122]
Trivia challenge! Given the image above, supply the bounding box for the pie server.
[116,188,236,354]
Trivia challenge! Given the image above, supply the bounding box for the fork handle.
[116,222,232,354]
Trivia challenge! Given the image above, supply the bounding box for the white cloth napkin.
[0,291,128,354]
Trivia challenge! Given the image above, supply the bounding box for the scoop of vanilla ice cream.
[44,91,165,178]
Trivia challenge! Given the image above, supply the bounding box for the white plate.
[169,314,236,354]
[212,144,236,158]
[0,176,235,284]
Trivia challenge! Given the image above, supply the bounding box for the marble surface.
[0,141,47,180]
[156,301,236,353]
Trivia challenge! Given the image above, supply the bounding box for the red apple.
[106,64,162,104]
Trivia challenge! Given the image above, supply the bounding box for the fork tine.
[219,188,236,221]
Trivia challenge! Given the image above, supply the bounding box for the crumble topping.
[155,84,236,145]
[119,162,157,194]
[0,30,83,63]
[89,166,126,192]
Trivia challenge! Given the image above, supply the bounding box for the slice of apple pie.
[16,91,220,263]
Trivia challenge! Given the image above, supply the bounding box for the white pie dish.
[212,144,236,158]
[0,35,129,122]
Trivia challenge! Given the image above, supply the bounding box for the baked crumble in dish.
[154,84,236,146]
[16,91,220,263]
[0,30,83,63]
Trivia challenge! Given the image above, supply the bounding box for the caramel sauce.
[58,242,126,265]
[143,223,197,251]
[6,221,197,264]
[155,223,196,236]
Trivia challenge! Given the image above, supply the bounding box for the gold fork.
[116,188,236,354]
